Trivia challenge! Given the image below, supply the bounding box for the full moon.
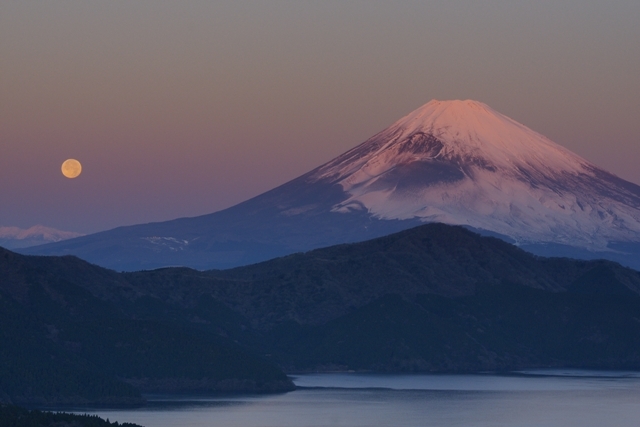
[61,159,82,178]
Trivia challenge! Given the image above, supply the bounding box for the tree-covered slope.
[0,249,293,406]
[126,224,640,327]
[0,404,141,427]
[125,224,640,371]
[4,223,640,405]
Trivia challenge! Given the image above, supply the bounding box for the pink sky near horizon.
[1,1,639,234]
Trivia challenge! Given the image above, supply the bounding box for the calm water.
[74,371,640,427]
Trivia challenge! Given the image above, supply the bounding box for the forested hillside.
[3,224,640,404]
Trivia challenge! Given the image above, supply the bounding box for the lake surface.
[75,371,640,427]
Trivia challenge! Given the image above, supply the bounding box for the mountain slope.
[312,100,640,248]
[7,224,640,378]
[24,100,640,271]
[119,223,640,372]
[0,248,294,405]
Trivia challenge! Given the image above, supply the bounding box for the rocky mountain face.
[22,100,640,271]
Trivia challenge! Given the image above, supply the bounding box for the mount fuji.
[24,100,640,271]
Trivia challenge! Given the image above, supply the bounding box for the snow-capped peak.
[310,100,640,249]
[395,99,587,170]
[314,99,589,184]
[0,225,83,249]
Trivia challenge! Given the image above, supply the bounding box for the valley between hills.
[3,223,640,406]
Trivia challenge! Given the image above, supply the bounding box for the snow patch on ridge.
[0,225,83,242]
[142,236,190,252]
[0,225,84,249]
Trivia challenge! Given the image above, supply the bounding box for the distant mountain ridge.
[0,225,82,249]
[23,100,640,271]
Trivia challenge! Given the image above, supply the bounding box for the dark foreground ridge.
[0,248,295,407]
[0,404,141,427]
[3,223,640,404]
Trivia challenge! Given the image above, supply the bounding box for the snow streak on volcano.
[311,100,640,250]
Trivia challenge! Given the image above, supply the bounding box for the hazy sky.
[1,1,639,233]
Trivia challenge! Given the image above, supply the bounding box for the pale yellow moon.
[61,159,82,179]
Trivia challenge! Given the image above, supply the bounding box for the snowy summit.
[312,100,640,249]
[0,225,83,249]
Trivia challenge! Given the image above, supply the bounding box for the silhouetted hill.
[125,224,640,326]
[4,224,640,404]
[0,404,141,427]
[0,249,293,406]
[122,224,640,372]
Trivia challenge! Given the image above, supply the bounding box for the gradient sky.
[1,1,639,234]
